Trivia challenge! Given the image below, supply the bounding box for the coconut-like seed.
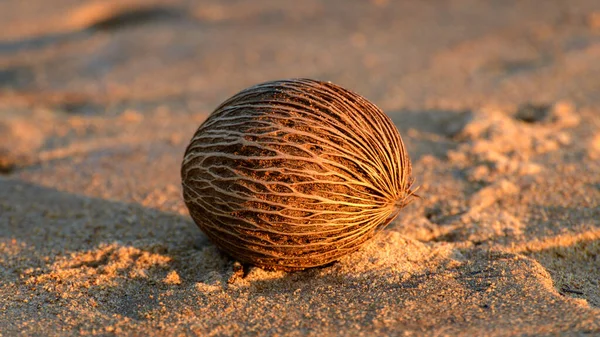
[181,78,414,271]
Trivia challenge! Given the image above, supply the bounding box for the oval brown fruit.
[181,79,414,271]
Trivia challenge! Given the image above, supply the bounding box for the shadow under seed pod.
[181,78,415,271]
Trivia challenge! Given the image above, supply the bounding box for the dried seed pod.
[181,79,414,270]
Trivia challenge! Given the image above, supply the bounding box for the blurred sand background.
[1,0,600,335]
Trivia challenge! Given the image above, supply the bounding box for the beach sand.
[1,0,599,335]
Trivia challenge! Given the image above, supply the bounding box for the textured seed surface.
[181,79,413,270]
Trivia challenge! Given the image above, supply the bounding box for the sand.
[1,0,599,335]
